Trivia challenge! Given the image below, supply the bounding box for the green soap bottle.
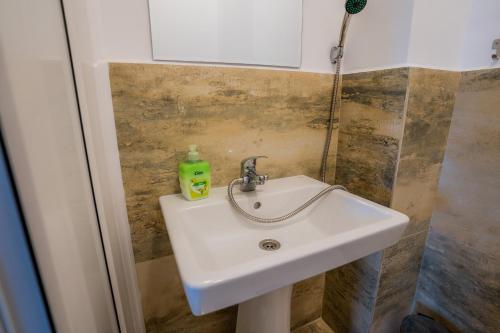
[178,145,211,201]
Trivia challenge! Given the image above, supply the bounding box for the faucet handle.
[256,174,269,185]
[240,156,268,170]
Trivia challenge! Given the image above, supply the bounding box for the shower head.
[345,0,367,15]
[330,0,367,64]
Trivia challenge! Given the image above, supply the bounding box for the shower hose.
[227,57,346,224]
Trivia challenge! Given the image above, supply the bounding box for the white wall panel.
[0,0,118,332]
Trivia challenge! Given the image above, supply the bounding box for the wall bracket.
[492,38,500,61]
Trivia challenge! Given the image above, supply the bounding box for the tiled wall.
[371,68,460,332]
[414,68,500,333]
[110,63,497,333]
[334,68,409,207]
[323,67,409,333]
[109,63,336,332]
[323,67,461,333]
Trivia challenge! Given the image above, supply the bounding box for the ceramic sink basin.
[159,175,408,316]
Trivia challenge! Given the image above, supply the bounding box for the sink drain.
[259,239,281,251]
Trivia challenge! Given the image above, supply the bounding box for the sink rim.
[159,175,409,289]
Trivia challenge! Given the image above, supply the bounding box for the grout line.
[389,67,411,210]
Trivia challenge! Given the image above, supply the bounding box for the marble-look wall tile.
[414,68,500,333]
[391,68,460,237]
[137,256,325,333]
[323,253,382,333]
[459,68,500,92]
[110,63,336,263]
[429,68,500,257]
[335,68,408,206]
[136,255,237,333]
[291,274,325,330]
[368,68,460,333]
[323,68,409,333]
[110,63,336,332]
[370,231,427,333]
[326,68,460,333]
[415,232,500,333]
[293,319,334,333]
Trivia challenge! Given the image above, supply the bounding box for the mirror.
[148,0,303,67]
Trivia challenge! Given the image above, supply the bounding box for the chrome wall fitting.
[492,38,500,61]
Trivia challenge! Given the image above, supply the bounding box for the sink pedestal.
[235,285,293,333]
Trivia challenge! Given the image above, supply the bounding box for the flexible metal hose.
[320,51,343,183]
[228,178,346,224]
[321,12,351,182]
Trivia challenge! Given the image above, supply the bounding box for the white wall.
[99,0,414,73]
[409,0,500,70]
[99,0,500,72]
[341,0,413,72]
[408,0,470,70]
[459,0,500,69]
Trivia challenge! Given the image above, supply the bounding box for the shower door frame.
[0,0,138,331]
[58,0,147,332]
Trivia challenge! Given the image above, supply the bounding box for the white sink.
[160,175,408,332]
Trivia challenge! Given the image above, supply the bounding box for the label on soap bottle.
[189,169,208,199]
[190,177,208,198]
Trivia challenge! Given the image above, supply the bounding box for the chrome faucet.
[240,156,269,192]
